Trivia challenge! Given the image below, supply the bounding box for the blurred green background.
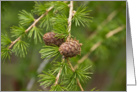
[1,1,126,91]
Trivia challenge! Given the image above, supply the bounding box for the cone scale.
[43,32,65,46]
[59,39,82,58]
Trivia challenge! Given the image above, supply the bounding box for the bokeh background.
[1,1,126,91]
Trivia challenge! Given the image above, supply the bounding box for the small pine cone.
[43,32,65,46]
[59,39,82,58]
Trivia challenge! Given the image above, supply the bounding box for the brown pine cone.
[59,39,82,58]
[43,32,65,46]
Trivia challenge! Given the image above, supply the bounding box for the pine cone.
[43,32,65,46]
[59,39,82,58]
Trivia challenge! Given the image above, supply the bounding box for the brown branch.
[54,68,63,86]
[76,78,84,91]
[74,25,125,70]
[8,6,53,49]
[8,37,21,49]
[67,58,84,91]
[67,58,75,72]
[54,57,65,86]
[67,1,73,41]
[106,25,125,38]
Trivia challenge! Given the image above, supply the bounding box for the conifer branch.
[67,58,84,91]
[65,1,84,91]
[26,2,72,90]
[51,1,75,89]
[67,1,73,40]
[8,6,53,49]
[74,25,125,69]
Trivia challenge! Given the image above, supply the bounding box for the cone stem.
[67,1,74,41]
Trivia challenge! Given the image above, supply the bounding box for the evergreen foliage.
[12,40,29,58]
[1,1,92,62]
[33,1,50,15]
[11,26,25,38]
[18,10,34,26]
[1,47,12,61]
[75,65,92,83]
[28,26,43,44]
[1,1,126,91]
[39,14,52,31]
[1,34,12,61]
[73,5,92,27]
[50,84,67,91]
[38,71,56,88]
[1,34,11,47]
[39,45,59,59]
[38,58,92,91]
[53,15,68,39]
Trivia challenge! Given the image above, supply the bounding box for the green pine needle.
[33,1,52,15]
[39,14,53,31]
[75,65,92,83]
[62,64,92,90]
[1,34,11,47]
[1,47,12,61]
[18,10,34,26]
[51,61,70,76]
[50,85,68,91]
[28,26,43,44]
[52,14,68,26]
[39,45,59,59]
[60,62,70,76]
[12,40,29,58]
[38,71,56,88]
[11,26,25,38]
[65,72,78,91]
[53,15,68,39]
[53,1,68,14]
[50,62,62,75]
[72,5,92,27]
